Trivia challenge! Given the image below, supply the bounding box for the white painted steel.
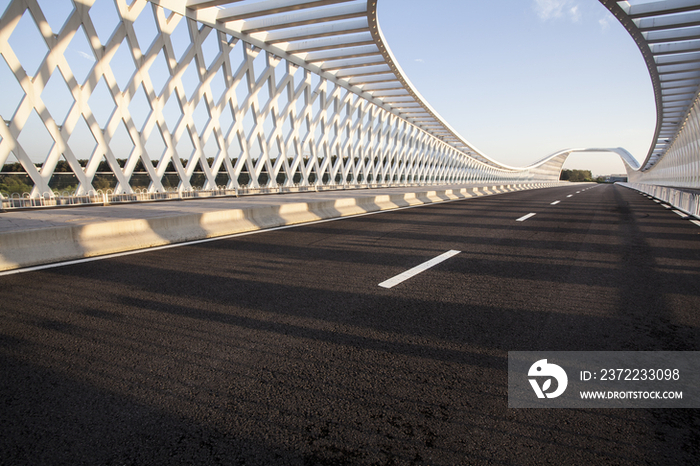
[620,181,700,219]
[0,0,560,205]
[2,0,700,208]
[600,0,700,186]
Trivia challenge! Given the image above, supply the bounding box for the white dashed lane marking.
[516,213,537,222]
[379,250,461,289]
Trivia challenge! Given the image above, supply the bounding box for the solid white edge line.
[0,185,568,277]
[379,250,461,289]
[672,210,687,217]
[551,200,561,205]
[691,220,700,227]
[0,190,492,277]
[516,213,537,222]
[0,205,426,277]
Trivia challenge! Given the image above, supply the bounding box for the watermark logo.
[528,359,568,398]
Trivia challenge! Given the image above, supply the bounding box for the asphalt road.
[2,183,699,465]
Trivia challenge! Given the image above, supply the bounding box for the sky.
[376,0,657,176]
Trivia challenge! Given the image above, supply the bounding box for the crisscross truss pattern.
[602,0,700,182]
[626,95,700,186]
[0,0,548,200]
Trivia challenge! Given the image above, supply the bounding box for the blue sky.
[377,0,657,175]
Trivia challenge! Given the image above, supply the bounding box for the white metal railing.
[619,182,700,219]
[0,0,553,210]
[1,181,561,210]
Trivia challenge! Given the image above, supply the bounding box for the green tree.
[560,169,592,182]
[2,162,26,172]
[0,177,33,195]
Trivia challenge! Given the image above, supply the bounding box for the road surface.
[2,183,699,465]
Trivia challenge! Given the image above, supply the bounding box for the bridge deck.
[2,183,699,464]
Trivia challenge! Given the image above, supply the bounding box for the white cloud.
[598,16,612,31]
[533,0,581,22]
[569,5,581,22]
[415,58,425,63]
[77,50,93,61]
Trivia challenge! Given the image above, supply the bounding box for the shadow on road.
[1,185,699,464]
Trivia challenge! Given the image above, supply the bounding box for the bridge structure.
[4,3,700,463]
[1,0,698,211]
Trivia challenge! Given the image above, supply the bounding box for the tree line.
[1,159,213,173]
[559,169,593,182]
[2,154,385,174]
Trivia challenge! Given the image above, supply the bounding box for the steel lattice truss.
[0,0,546,199]
[626,94,700,187]
[602,0,700,181]
[2,0,700,200]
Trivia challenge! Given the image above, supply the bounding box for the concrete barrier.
[0,183,558,271]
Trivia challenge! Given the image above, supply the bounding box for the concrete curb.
[0,183,556,271]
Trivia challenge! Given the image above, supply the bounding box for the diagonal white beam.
[263,18,369,43]
[378,96,418,103]
[371,89,410,97]
[665,97,698,106]
[644,25,700,43]
[627,0,700,18]
[334,64,391,77]
[320,56,385,70]
[347,74,399,84]
[662,95,694,103]
[661,86,699,95]
[658,62,700,74]
[655,51,700,66]
[304,45,379,62]
[283,32,373,52]
[359,82,404,91]
[240,2,367,32]
[661,80,700,89]
[651,40,700,55]
[187,0,243,10]
[635,11,700,32]
[217,0,354,21]
[660,71,700,82]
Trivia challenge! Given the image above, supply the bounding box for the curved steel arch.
[2,0,698,205]
[143,0,700,183]
[592,0,700,188]
[0,0,546,205]
[179,0,577,171]
[178,0,502,166]
[529,147,640,173]
[600,0,700,173]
